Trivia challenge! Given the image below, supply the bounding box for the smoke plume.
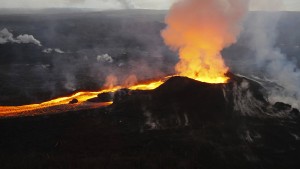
[245,14,300,108]
[241,1,300,109]
[161,0,249,83]
[0,28,42,46]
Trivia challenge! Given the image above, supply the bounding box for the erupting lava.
[161,0,248,83]
[0,0,249,117]
[0,78,166,117]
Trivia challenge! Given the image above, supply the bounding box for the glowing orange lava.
[0,0,250,117]
[175,46,229,84]
[0,77,167,117]
[161,0,248,84]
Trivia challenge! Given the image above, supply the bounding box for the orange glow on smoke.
[161,0,248,83]
[175,45,229,84]
[0,0,249,117]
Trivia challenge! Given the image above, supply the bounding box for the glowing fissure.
[0,79,166,116]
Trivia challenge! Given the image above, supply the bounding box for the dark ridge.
[110,74,298,126]
[86,92,114,103]
[227,72,269,104]
[274,102,292,111]
[152,76,229,120]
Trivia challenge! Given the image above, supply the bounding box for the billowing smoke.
[0,28,42,46]
[15,34,42,46]
[161,0,249,83]
[240,1,300,109]
[0,28,14,43]
[97,54,114,63]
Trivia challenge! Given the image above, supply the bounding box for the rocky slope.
[0,74,299,169]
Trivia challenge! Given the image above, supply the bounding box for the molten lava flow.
[0,78,167,117]
[0,0,250,117]
[161,0,248,83]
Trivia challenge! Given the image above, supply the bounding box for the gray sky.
[1,0,300,11]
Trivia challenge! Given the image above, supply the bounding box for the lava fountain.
[0,0,249,117]
[161,0,249,83]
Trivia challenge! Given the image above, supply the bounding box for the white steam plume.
[0,28,42,46]
[243,1,300,108]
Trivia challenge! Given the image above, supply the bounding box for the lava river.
[0,78,167,117]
